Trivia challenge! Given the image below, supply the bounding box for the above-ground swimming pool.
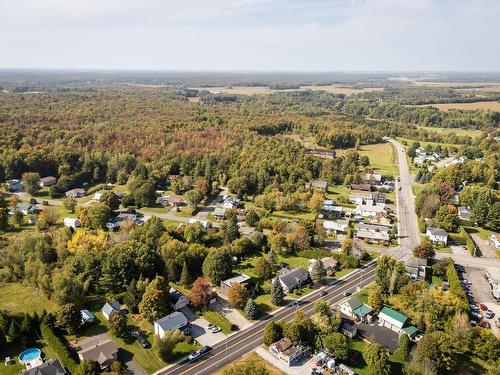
[18,348,42,364]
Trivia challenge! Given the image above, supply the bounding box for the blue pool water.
[18,348,41,363]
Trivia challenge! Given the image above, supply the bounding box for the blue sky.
[1,0,499,71]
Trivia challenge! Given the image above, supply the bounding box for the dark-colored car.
[320,290,328,296]
[137,335,151,349]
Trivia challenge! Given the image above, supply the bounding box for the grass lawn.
[140,205,169,214]
[353,282,377,304]
[415,125,483,138]
[254,293,275,314]
[435,246,452,253]
[202,310,233,334]
[350,338,404,375]
[214,351,286,375]
[336,143,399,176]
[0,283,58,317]
[162,218,183,228]
[463,226,492,240]
[277,255,310,269]
[0,339,61,375]
[271,210,315,221]
[288,286,315,299]
[432,276,443,286]
[326,185,351,200]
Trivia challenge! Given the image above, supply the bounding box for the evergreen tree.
[123,279,141,313]
[267,249,278,270]
[7,319,19,342]
[271,276,284,306]
[263,321,283,346]
[180,261,191,287]
[311,259,326,284]
[244,298,258,320]
[224,216,240,244]
[397,334,410,361]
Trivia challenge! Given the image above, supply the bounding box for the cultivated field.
[416,126,483,138]
[336,142,398,176]
[413,101,500,111]
[191,85,384,96]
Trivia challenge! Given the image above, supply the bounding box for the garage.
[378,306,408,334]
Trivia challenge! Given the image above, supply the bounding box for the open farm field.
[413,101,500,111]
[416,126,483,138]
[191,85,384,96]
[336,142,398,176]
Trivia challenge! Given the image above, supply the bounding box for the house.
[169,288,189,310]
[221,196,242,209]
[278,267,310,293]
[91,192,103,203]
[402,325,420,341]
[78,339,119,370]
[341,321,358,338]
[6,179,23,192]
[349,192,372,205]
[80,310,95,325]
[349,183,372,191]
[458,207,472,221]
[323,219,349,234]
[356,203,386,217]
[305,179,328,192]
[340,297,373,323]
[355,229,390,244]
[106,213,142,230]
[485,267,500,301]
[374,211,392,225]
[101,301,121,321]
[63,217,81,228]
[308,257,338,275]
[220,274,253,298]
[213,207,226,220]
[405,257,429,281]
[378,306,408,334]
[351,240,367,259]
[426,227,448,245]
[363,173,382,185]
[305,149,336,159]
[372,192,386,204]
[322,201,344,218]
[489,234,500,249]
[20,358,66,375]
[188,218,211,229]
[357,223,390,234]
[65,188,86,198]
[38,176,57,187]
[154,311,190,338]
[159,196,184,207]
[269,337,309,366]
[13,203,37,215]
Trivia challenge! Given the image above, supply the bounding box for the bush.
[449,233,466,246]
[40,323,78,373]
[418,216,426,233]
[297,248,331,259]
[462,227,476,256]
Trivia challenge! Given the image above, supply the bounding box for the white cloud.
[0,0,499,70]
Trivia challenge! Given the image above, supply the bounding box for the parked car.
[208,325,221,333]
[472,312,482,320]
[138,335,151,348]
[188,346,212,362]
[469,304,479,312]
[479,320,491,329]
[483,310,494,319]
[479,304,488,311]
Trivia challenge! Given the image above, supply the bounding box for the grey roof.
[427,227,448,237]
[405,256,428,268]
[154,311,188,332]
[169,288,186,304]
[20,359,66,375]
[102,301,121,316]
[78,339,118,365]
[279,267,309,290]
[221,274,251,287]
[357,223,390,233]
[346,297,364,311]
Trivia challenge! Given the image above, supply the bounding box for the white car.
[483,310,494,319]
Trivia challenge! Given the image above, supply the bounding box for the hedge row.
[446,263,470,313]
[461,227,476,256]
[40,323,78,373]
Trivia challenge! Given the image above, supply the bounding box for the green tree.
[123,279,142,313]
[263,321,283,346]
[99,191,120,210]
[222,361,270,375]
[7,319,19,342]
[139,276,171,322]
[13,210,24,226]
[368,287,384,313]
[311,259,326,284]
[180,261,191,287]
[271,276,284,306]
[223,216,240,244]
[0,194,9,231]
[267,249,278,270]
[202,250,232,285]
[435,205,459,232]
[254,257,273,280]
[184,222,205,244]
[22,172,41,195]
[84,203,112,229]
[74,359,100,375]
[396,333,410,361]
[323,332,352,362]
[363,343,391,375]
[52,271,87,306]
[244,298,258,320]
[109,313,128,338]
[63,198,78,213]
[185,189,202,209]
[154,331,184,361]
[413,331,455,373]
[55,303,81,334]
[245,210,260,227]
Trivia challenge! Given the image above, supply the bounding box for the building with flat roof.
[485,267,500,301]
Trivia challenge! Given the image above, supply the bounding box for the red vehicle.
[479,303,488,311]
[479,320,491,329]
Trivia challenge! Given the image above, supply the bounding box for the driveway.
[211,299,251,330]
[255,347,315,375]
[180,307,226,347]
[355,318,399,352]
[470,234,497,258]
[451,245,469,256]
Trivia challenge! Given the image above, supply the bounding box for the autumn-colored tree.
[188,277,213,308]
[413,241,435,260]
[228,282,248,309]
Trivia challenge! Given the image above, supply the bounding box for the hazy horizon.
[2,0,500,72]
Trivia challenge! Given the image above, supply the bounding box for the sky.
[1,0,499,71]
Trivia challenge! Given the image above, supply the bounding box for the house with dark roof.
[278,267,310,293]
[20,359,66,375]
[405,257,429,281]
[170,287,189,310]
[341,321,358,338]
[426,227,448,245]
[340,297,373,322]
[38,176,57,187]
[154,311,190,338]
[78,339,119,370]
[220,274,253,298]
[13,202,37,215]
[159,196,184,207]
[349,183,372,191]
[101,301,121,321]
[305,180,328,192]
[65,188,86,198]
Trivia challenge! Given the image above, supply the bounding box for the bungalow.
[374,211,392,225]
[426,227,448,245]
[188,218,211,229]
[308,257,338,275]
[80,310,95,325]
[21,359,66,375]
[458,207,472,221]
[356,203,386,218]
[405,257,429,281]
[13,203,37,215]
[269,337,309,366]
[159,196,184,207]
[349,183,372,192]
[6,179,23,192]
[220,274,253,298]
[221,196,242,209]
[91,192,103,203]
[490,234,500,249]
[78,339,119,370]
[378,306,408,334]
[357,223,390,234]
[154,311,190,338]
[348,192,372,205]
[363,173,382,185]
[322,201,344,218]
[305,179,328,192]
[340,297,373,323]
[323,219,349,234]
[355,229,390,244]
[278,267,310,293]
[65,188,86,198]
[169,288,189,311]
[213,207,226,220]
[306,149,336,159]
[341,321,358,338]
[38,176,57,187]
[101,301,121,321]
[63,217,81,228]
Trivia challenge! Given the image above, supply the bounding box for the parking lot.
[180,307,227,346]
[462,267,499,337]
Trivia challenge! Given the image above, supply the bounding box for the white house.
[91,192,103,203]
[356,203,386,217]
[13,203,37,215]
[490,234,500,249]
[269,337,308,366]
[38,176,57,187]
[154,312,190,338]
[188,218,211,229]
[64,217,81,228]
[323,219,349,234]
[169,288,189,311]
[378,306,409,334]
[426,227,448,245]
[221,196,241,209]
[66,188,86,198]
[340,297,372,322]
[101,301,121,321]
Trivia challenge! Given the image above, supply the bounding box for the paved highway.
[155,262,377,375]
